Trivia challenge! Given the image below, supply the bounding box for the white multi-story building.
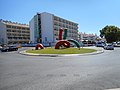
[0,19,30,45]
[78,32,98,42]
[29,12,78,44]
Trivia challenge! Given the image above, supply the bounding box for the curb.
[19,48,104,57]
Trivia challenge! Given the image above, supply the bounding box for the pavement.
[19,46,104,57]
[1,47,120,90]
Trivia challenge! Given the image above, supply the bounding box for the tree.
[118,30,120,41]
[100,25,120,43]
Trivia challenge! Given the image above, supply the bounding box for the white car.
[96,42,105,47]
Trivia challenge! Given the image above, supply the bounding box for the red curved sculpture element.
[35,44,44,50]
[55,40,70,49]
[59,28,63,40]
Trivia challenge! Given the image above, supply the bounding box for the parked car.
[96,42,105,47]
[104,43,114,50]
[8,45,18,51]
[0,46,3,50]
[1,46,9,52]
[112,42,120,47]
[1,45,18,52]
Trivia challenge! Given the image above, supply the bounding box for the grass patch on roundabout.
[26,47,97,54]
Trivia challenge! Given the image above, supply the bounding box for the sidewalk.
[19,46,104,57]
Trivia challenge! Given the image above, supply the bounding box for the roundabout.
[19,47,103,57]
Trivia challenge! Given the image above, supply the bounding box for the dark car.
[0,46,2,50]
[8,45,18,51]
[1,45,18,52]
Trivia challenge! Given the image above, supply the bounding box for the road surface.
[0,47,120,90]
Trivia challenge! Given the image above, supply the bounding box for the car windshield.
[108,45,112,46]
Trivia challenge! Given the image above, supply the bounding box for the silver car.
[104,44,114,50]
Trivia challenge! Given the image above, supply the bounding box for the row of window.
[54,29,78,33]
[7,33,30,37]
[54,33,78,37]
[6,25,29,30]
[7,29,29,33]
[54,32,78,36]
[7,37,30,39]
[54,24,78,29]
[8,41,29,44]
[54,21,78,27]
[54,16,78,26]
[54,31,78,36]
[54,24,78,30]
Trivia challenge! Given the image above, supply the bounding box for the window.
[12,30,16,32]
[12,26,16,29]
[26,28,29,30]
[54,17,57,20]
[6,25,11,28]
[66,21,68,24]
[7,29,11,32]
[17,27,21,29]
[17,30,21,33]
[8,37,12,39]
[22,31,26,33]
[22,27,25,30]
[63,24,65,27]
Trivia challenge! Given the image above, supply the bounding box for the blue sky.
[0,0,120,35]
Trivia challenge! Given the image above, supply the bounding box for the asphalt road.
[0,47,120,90]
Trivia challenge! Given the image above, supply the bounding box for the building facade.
[78,32,98,42]
[29,12,78,44]
[0,19,30,45]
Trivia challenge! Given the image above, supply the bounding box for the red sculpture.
[59,28,63,40]
[55,40,70,49]
[35,44,44,50]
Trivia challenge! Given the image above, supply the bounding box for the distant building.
[0,19,30,45]
[29,12,78,44]
[78,32,98,42]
